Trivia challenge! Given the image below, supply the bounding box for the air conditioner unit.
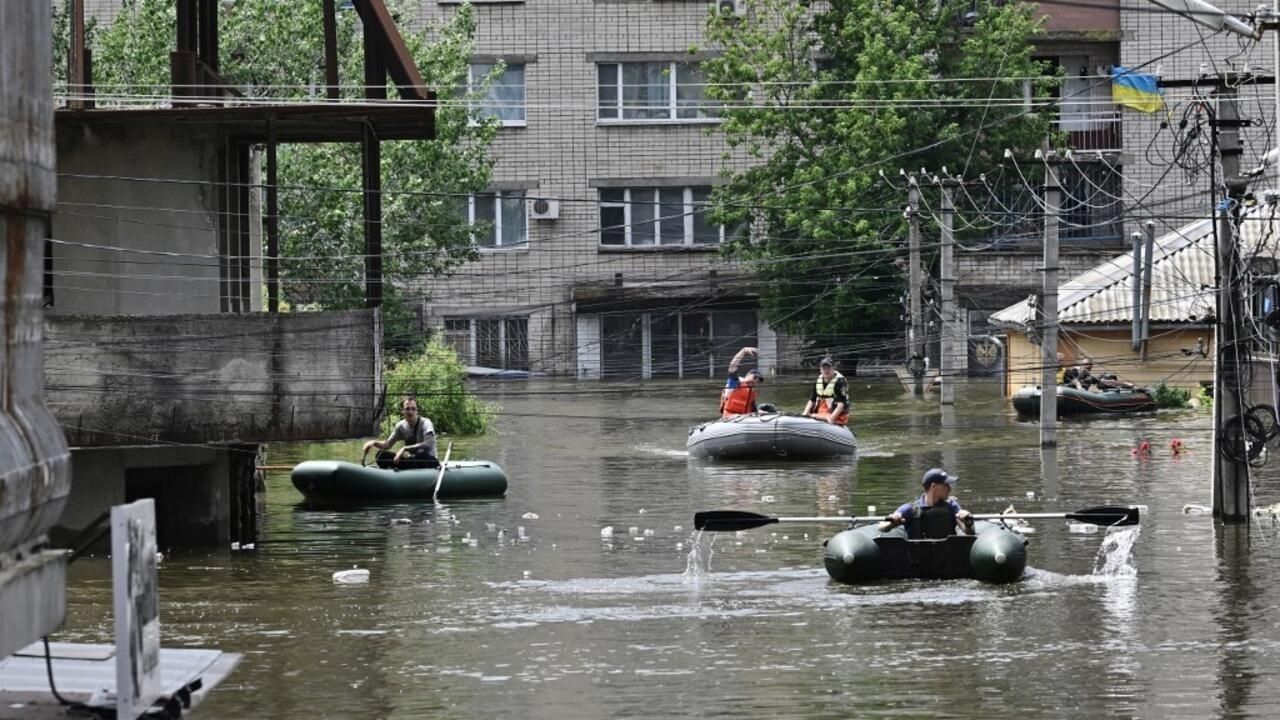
[716,0,747,17]
[528,197,560,221]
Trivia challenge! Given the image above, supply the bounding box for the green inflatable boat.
[822,521,1028,584]
[291,460,508,502]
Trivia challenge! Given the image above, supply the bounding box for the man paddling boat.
[362,396,440,470]
[884,468,975,538]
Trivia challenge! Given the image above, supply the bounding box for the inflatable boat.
[823,521,1028,584]
[686,412,856,460]
[291,460,508,502]
[1012,385,1156,417]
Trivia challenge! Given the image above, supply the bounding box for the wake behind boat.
[1012,384,1156,417]
[291,459,508,502]
[686,412,856,460]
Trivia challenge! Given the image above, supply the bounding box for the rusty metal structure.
[0,2,74,660]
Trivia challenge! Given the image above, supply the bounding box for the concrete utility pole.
[1140,220,1156,361]
[907,177,925,396]
[1131,231,1143,352]
[1211,86,1251,520]
[1040,160,1061,447]
[0,2,73,659]
[939,180,957,405]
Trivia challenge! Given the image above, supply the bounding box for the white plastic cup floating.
[600,526,615,538]
[629,526,640,536]
[333,567,370,584]
[866,505,877,515]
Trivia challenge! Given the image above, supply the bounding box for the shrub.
[1152,382,1191,409]
[381,338,495,436]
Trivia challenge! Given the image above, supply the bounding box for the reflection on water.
[54,379,1280,718]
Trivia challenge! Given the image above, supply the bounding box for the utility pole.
[939,180,957,405]
[1211,86,1251,520]
[1140,220,1156,361]
[907,177,925,396]
[1040,160,1061,447]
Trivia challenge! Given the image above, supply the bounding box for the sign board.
[112,499,161,719]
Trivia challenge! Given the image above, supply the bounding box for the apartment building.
[413,0,776,379]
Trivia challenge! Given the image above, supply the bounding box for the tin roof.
[989,217,1219,329]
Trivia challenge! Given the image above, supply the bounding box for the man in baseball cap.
[720,346,766,417]
[884,467,974,538]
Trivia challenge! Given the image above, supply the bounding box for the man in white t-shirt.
[362,396,439,469]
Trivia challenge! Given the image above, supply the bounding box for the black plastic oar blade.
[1065,505,1140,526]
[694,511,779,532]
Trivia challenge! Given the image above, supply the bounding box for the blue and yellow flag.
[1111,66,1164,113]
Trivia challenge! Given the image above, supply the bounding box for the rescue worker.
[883,468,974,538]
[720,346,764,417]
[801,356,850,425]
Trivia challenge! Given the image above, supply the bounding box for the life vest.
[907,498,957,540]
[812,372,850,425]
[720,384,758,417]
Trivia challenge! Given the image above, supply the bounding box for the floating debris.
[600,526,614,538]
[761,495,776,503]
[1183,504,1212,515]
[639,508,647,514]
[673,525,683,532]
[333,567,369,584]
[390,518,412,525]
[866,505,877,515]
[522,512,540,520]
[1068,522,1099,534]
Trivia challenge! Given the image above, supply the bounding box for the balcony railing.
[1053,108,1123,154]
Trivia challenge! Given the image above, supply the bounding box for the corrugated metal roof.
[990,217,1219,329]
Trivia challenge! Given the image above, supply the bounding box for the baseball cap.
[921,468,958,488]
[745,368,765,382]
[819,356,834,367]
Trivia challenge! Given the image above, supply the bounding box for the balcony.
[1053,107,1123,154]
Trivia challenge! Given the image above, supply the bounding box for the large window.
[460,191,527,249]
[468,63,526,126]
[596,309,757,378]
[597,61,716,122]
[599,186,726,247]
[443,316,529,370]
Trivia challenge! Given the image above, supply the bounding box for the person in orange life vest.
[720,346,765,417]
[801,356,850,425]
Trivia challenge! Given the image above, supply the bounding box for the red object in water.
[1170,438,1185,455]
[1132,440,1152,457]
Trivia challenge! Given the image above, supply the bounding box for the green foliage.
[1152,382,1191,409]
[701,0,1055,349]
[90,1,496,354]
[1197,384,1214,409]
[382,338,494,436]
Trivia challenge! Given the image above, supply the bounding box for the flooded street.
[56,379,1280,717]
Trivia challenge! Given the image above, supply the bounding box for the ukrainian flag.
[1111,66,1164,113]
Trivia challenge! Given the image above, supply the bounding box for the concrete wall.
[55,445,231,548]
[1003,326,1214,396]
[45,310,382,445]
[51,120,226,315]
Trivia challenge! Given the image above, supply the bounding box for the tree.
[702,0,1054,358]
[90,0,497,355]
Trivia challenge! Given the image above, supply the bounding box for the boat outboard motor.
[911,504,958,539]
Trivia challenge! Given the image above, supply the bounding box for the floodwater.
[55,379,1280,718]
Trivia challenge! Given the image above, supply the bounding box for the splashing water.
[1092,526,1141,576]
[683,530,715,580]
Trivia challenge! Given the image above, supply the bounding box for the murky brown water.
[55,379,1280,718]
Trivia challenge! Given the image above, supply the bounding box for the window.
[442,316,530,370]
[597,61,716,122]
[468,63,526,125]
[460,191,527,249]
[599,186,727,247]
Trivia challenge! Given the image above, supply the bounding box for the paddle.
[432,441,454,501]
[693,505,1140,532]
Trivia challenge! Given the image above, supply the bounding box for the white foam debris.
[230,542,239,550]
[761,495,776,503]
[522,512,540,520]
[643,529,655,537]
[333,567,370,584]
[1184,504,1212,515]
[675,542,683,550]
[485,523,497,532]
[1068,522,1099,534]
[639,508,647,514]
[390,518,412,525]
[523,570,531,578]
[600,526,614,538]
[866,505,877,515]
[673,525,683,532]
[629,526,640,536]
[838,510,848,516]
[517,526,527,540]
[828,495,838,502]
[1026,491,1036,499]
